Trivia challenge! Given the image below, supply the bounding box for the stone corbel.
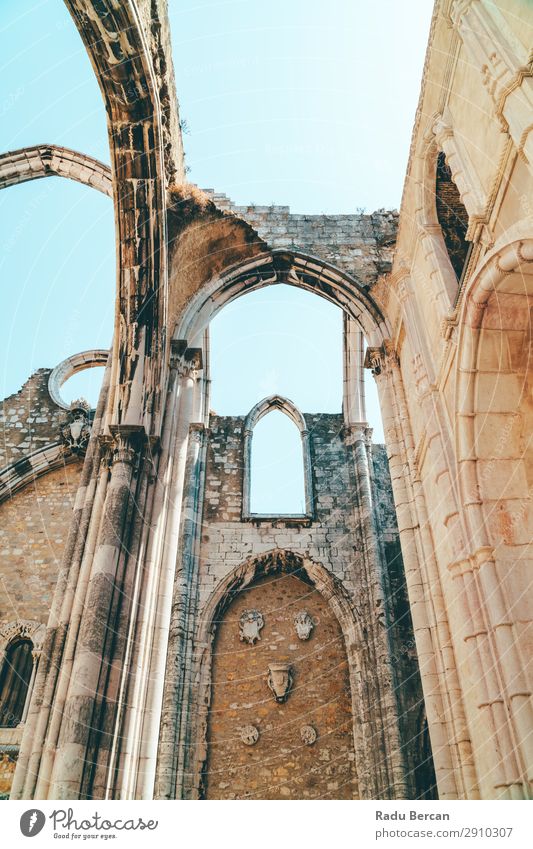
[441,311,459,341]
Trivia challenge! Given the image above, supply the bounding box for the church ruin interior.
[0,0,532,801]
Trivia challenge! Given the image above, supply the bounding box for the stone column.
[11,360,112,800]
[19,648,40,727]
[343,315,366,426]
[365,342,472,799]
[47,424,146,799]
[343,417,408,800]
[134,345,203,799]
[156,422,208,799]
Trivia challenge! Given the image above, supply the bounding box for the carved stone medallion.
[300,725,317,746]
[239,609,264,645]
[294,610,314,640]
[239,724,259,746]
[267,662,293,703]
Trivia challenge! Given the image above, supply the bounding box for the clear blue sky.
[0,0,432,508]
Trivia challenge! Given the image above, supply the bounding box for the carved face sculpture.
[267,662,293,703]
[294,610,314,641]
[239,609,264,645]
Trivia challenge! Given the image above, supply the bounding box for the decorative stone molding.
[238,610,264,645]
[58,400,92,455]
[294,611,314,641]
[363,340,399,377]
[0,621,45,657]
[267,662,293,703]
[0,443,80,505]
[450,0,533,162]
[300,725,317,746]
[239,725,259,746]
[431,109,487,236]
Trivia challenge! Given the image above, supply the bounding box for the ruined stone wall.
[0,369,63,469]
[205,573,357,800]
[196,412,423,799]
[199,413,362,611]
[205,190,398,284]
[0,462,82,624]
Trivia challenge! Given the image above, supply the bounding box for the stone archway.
[204,570,358,800]
[187,549,407,801]
[454,232,533,798]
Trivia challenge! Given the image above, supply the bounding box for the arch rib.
[0,145,112,197]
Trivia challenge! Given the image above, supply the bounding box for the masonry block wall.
[192,412,428,799]
[204,191,398,283]
[0,369,84,797]
[199,414,359,602]
[0,369,65,469]
[205,573,358,800]
[0,464,82,624]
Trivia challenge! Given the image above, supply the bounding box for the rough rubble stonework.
[0,0,532,802]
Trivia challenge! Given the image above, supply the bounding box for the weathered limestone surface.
[156,413,428,800]
[0,0,531,803]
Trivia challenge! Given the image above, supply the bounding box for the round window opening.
[48,350,108,411]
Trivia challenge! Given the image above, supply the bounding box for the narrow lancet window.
[0,639,33,728]
[249,409,306,515]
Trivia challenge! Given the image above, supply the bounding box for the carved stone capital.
[363,340,399,377]
[342,423,367,446]
[170,340,203,379]
[188,423,205,443]
[108,424,147,467]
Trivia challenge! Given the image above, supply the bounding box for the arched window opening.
[0,639,33,728]
[249,409,307,516]
[209,284,342,415]
[60,365,106,410]
[435,151,470,282]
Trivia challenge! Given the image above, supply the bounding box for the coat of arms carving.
[239,609,264,645]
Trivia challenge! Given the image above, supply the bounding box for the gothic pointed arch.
[242,396,313,518]
[169,548,403,801]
